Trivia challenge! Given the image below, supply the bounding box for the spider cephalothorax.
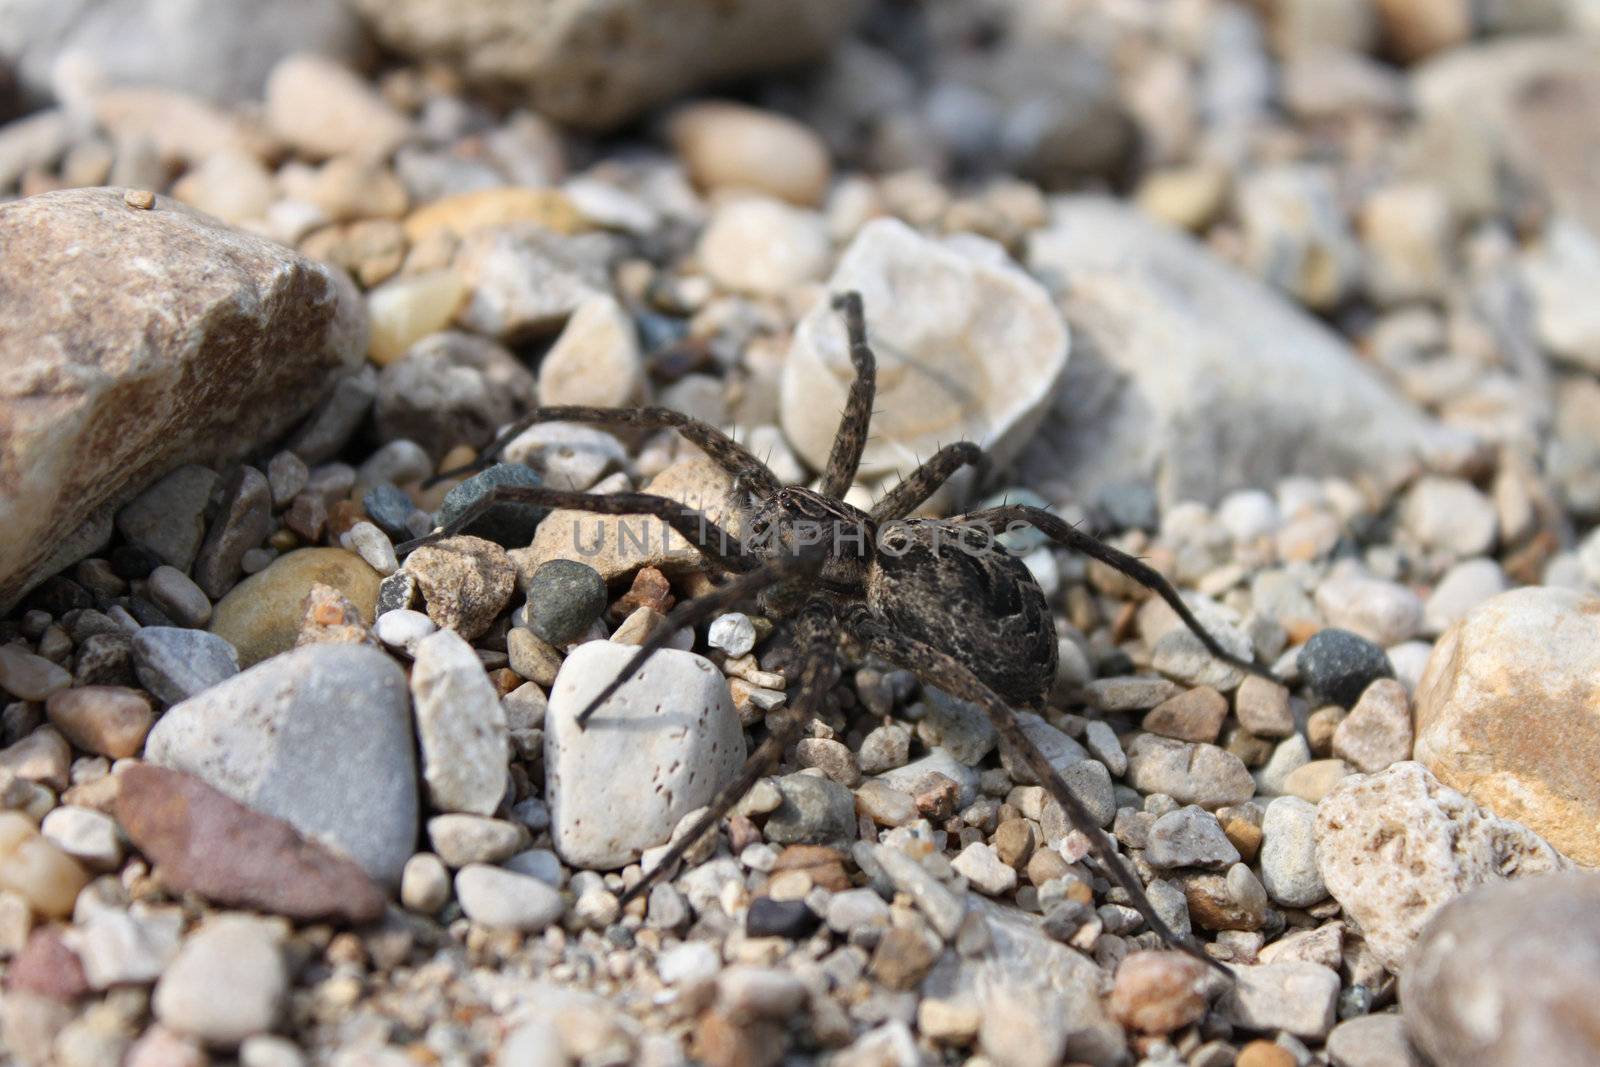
[401,291,1270,972]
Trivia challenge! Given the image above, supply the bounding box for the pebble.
[707,613,758,658]
[153,915,287,1047]
[1125,734,1256,808]
[454,226,607,342]
[1236,163,1361,311]
[1146,805,1241,869]
[1324,1013,1420,1067]
[1399,476,1498,558]
[670,101,832,205]
[114,465,219,572]
[1297,628,1393,708]
[1083,676,1183,712]
[208,548,381,667]
[951,842,1017,896]
[72,904,184,989]
[454,864,565,931]
[1282,758,1352,802]
[524,560,608,646]
[1422,557,1506,636]
[501,422,626,493]
[0,644,73,702]
[406,536,516,641]
[506,627,562,687]
[40,806,122,870]
[534,292,644,409]
[1331,678,1412,773]
[1402,871,1600,1067]
[341,522,398,576]
[372,608,437,656]
[766,773,857,846]
[1234,676,1294,739]
[919,688,997,766]
[877,748,981,811]
[1143,685,1228,743]
[1222,961,1340,1039]
[545,641,743,868]
[826,887,891,935]
[796,737,860,787]
[872,844,965,940]
[1109,951,1210,1034]
[362,483,419,541]
[1259,796,1325,908]
[144,643,418,885]
[265,53,410,160]
[1315,761,1566,972]
[858,722,911,774]
[1414,587,1600,864]
[193,466,273,599]
[428,814,525,868]
[400,853,452,914]
[116,764,386,924]
[698,196,831,296]
[145,566,213,628]
[435,463,546,548]
[0,811,90,918]
[718,964,809,1020]
[365,269,469,365]
[1313,569,1423,647]
[373,331,534,458]
[411,628,510,816]
[745,897,819,939]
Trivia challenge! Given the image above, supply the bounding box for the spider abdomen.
[865,523,1058,707]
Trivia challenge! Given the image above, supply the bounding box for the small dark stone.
[66,609,122,644]
[74,632,134,687]
[1041,899,1093,943]
[25,576,93,617]
[110,544,163,580]
[127,596,175,629]
[192,466,272,598]
[1297,628,1394,708]
[363,483,417,541]
[746,897,820,940]
[766,773,856,846]
[525,559,607,646]
[1094,480,1159,532]
[436,463,546,547]
[376,570,419,615]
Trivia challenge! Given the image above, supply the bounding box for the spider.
[400,292,1270,972]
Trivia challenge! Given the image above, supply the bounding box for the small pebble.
[454,864,565,931]
[1297,628,1393,708]
[145,566,213,628]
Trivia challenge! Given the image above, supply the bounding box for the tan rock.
[1332,678,1412,773]
[1414,586,1600,865]
[45,687,154,759]
[405,536,516,640]
[265,53,411,161]
[0,188,366,611]
[536,294,644,408]
[209,548,381,667]
[670,101,831,206]
[403,187,584,244]
[366,269,468,365]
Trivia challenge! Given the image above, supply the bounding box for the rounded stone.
[524,560,608,647]
[454,864,565,931]
[153,916,286,1048]
[1297,628,1393,708]
[208,548,381,668]
[44,686,153,758]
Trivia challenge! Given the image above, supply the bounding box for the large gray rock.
[0,0,364,106]
[1402,872,1600,1067]
[143,643,418,886]
[351,0,858,130]
[1022,198,1467,507]
[0,188,367,611]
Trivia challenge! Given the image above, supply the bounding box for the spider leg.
[574,551,825,727]
[818,291,877,500]
[960,504,1276,683]
[847,610,1229,977]
[617,596,837,908]
[395,485,755,574]
[428,404,783,498]
[870,441,986,522]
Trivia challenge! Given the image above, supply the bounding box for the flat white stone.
[411,629,510,816]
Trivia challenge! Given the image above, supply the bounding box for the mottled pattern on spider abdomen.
[865,521,1058,707]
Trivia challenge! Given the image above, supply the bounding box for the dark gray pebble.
[436,463,546,547]
[746,897,820,939]
[524,560,606,646]
[1297,628,1393,708]
[363,483,417,541]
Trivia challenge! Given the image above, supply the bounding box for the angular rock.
[1314,762,1566,973]
[143,643,418,885]
[782,218,1068,483]
[1222,962,1340,1040]
[352,0,856,130]
[131,628,239,705]
[546,641,742,868]
[1022,198,1465,506]
[117,764,386,924]
[1402,872,1600,1067]
[1415,587,1600,865]
[0,188,366,611]
[1125,734,1256,809]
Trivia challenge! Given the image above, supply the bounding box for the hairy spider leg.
[818,291,878,500]
[427,404,784,499]
[961,504,1278,683]
[870,441,986,522]
[848,609,1232,977]
[394,485,756,575]
[616,597,838,907]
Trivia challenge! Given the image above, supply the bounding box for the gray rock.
[143,643,418,885]
[872,844,966,941]
[877,748,982,811]
[0,188,366,612]
[1315,762,1566,973]
[1259,796,1325,908]
[1146,805,1241,870]
[436,462,545,548]
[1222,961,1340,1040]
[766,772,856,846]
[1422,557,1506,636]
[353,0,855,130]
[427,814,525,868]
[285,364,377,464]
[374,331,535,459]
[453,226,610,341]
[524,559,607,647]
[1125,734,1256,809]
[454,864,565,931]
[1325,1014,1420,1067]
[152,915,286,1047]
[131,627,239,705]
[145,566,211,628]
[1402,872,1600,1067]
[919,688,997,766]
[113,465,218,572]
[1021,197,1466,507]
[545,640,743,869]
[410,628,509,816]
[1298,628,1393,708]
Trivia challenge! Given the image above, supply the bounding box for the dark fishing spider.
[401,292,1268,971]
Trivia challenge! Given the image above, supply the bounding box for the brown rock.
[1109,950,1209,1034]
[116,764,386,924]
[406,536,516,640]
[44,687,154,759]
[1332,678,1412,773]
[869,926,940,991]
[0,188,366,611]
[1414,587,1600,865]
[1143,686,1228,743]
[295,582,376,649]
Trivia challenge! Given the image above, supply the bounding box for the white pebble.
[707,612,757,657]
[373,608,437,655]
[342,521,398,576]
